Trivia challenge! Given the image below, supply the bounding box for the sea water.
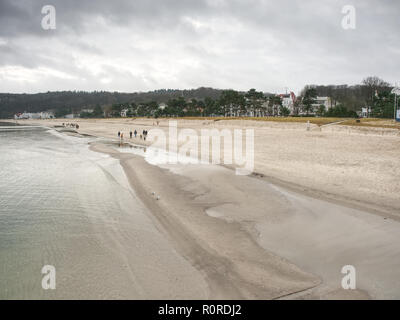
[0,123,206,299]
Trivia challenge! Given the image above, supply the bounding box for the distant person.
[121,132,124,140]
[130,130,132,138]
[134,129,137,137]
[118,131,120,138]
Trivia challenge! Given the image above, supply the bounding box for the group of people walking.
[118,129,148,141]
[62,123,79,129]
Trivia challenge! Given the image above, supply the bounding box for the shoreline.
[12,118,400,218]
[5,119,400,299]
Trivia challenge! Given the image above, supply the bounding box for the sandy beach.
[22,118,400,216]
[14,118,400,299]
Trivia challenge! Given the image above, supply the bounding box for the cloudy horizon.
[0,0,399,95]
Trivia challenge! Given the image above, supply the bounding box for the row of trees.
[300,88,359,117]
[96,77,395,119]
[0,88,223,119]
[105,88,356,119]
[104,89,293,118]
[2,76,395,119]
[301,76,395,117]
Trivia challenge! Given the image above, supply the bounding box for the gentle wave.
[0,126,43,130]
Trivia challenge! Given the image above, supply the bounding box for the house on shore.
[311,97,333,111]
[120,108,129,117]
[277,92,296,114]
[14,111,54,119]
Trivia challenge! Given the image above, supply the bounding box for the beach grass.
[168,116,348,126]
[158,116,399,128]
[339,118,400,130]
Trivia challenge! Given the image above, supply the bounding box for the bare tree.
[362,76,391,106]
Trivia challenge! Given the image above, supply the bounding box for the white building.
[360,107,371,118]
[81,108,94,113]
[38,111,54,119]
[277,92,296,114]
[14,111,54,119]
[312,97,333,111]
[120,108,129,117]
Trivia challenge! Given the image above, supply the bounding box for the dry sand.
[16,118,400,299]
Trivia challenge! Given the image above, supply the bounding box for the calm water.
[0,125,146,299]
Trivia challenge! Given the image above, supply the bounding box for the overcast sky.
[0,0,399,94]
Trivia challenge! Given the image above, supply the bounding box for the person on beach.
[121,132,124,140]
[130,130,132,139]
[134,129,137,137]
[118,131,120,138]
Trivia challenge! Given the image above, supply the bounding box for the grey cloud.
[0,0,399,93]
[0,0,212,36]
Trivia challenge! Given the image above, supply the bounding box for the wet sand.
[90,141,400,299]
[90,142,319,299]
[13,118,400,299]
